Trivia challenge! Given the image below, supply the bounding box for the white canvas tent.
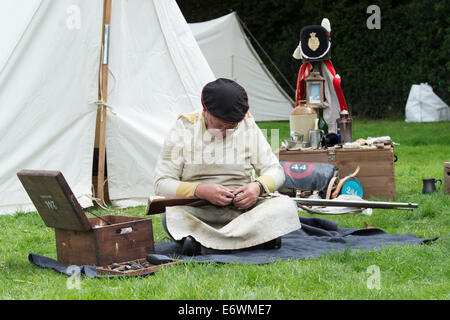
[405,83,449,122]
[0,0,214,214]
[189,12,294,121]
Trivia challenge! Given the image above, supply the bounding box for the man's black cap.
[201,78,249,123]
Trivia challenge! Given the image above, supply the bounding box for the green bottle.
[318,108,328,134]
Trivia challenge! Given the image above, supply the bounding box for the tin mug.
[309,129,324,149]
[422,178,442,194]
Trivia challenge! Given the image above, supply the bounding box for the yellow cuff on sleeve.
[176,181,201,197]
[256,175,276,195]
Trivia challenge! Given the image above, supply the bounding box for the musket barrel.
[258,197,418,209]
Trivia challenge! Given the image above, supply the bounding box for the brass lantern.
[305,71,325,108]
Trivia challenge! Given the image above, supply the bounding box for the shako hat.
[299,25,331,63]
[201,78,249,123]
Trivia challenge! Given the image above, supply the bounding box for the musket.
[146,195,418,215]
[258,196,418,210]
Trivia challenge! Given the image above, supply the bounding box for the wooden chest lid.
[17,170,91,231]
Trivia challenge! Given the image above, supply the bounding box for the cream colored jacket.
[154,112,285,196]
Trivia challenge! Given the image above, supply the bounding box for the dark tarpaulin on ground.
[155,217,438,264]
[28,217,438,277]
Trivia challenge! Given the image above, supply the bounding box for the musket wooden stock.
[146,196,209,215]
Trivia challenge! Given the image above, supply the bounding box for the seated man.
[154,78,301,255]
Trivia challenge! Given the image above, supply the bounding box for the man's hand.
[194,184,234,206]
[232,182,261,210]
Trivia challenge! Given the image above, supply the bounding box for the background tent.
[189,12,294,122]
[0,0,214,214]
[405,83,449,122]
[0,0,102,214]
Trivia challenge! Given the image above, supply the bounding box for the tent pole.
[96,0,112,204]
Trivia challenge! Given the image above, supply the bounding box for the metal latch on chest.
[328,147,336,162]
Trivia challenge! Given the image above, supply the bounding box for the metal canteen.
[422,178,442,194]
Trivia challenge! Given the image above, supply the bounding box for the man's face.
[203,110,238,138]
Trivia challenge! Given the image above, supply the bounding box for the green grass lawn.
[0,119,449,300]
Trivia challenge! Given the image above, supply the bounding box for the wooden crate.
[279,146,396,200]
[55,215,154,266]
[17,170,155,266]
[445,162,450,195]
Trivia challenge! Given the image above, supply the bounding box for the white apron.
[165,164,300,250]
[165,195,300,250]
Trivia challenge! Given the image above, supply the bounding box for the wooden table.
[279,145,396,200]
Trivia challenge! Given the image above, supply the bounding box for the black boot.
[181,236,201,256]
[262,237,282,250]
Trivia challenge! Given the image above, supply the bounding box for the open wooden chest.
[17,170,155,266]
[279,146,396,200]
